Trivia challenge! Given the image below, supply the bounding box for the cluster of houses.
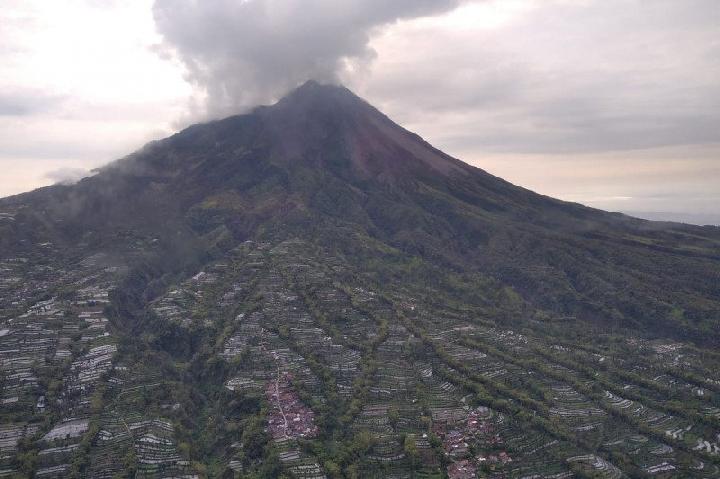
[431,406,513,479]
[265,371,318,440]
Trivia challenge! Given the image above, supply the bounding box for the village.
[0,237,719,478]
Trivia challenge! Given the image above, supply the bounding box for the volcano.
[1,81,719,477]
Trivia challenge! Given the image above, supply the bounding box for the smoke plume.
[152,0,462,119]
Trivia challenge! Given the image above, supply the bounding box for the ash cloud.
[152,0,462,120]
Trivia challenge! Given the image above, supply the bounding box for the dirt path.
[274,359,289,439]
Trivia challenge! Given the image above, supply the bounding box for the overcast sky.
[2,0,719,223]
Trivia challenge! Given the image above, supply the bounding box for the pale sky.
[2,0,719,223]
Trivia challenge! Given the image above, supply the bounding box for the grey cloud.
[0,136,130,162]
[152,0,463,120]
[0,91,66,117]
[363,0,720,155]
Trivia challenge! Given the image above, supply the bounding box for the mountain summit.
[256,80,469,178]
[118,80,470,182]
[1,82,720,477]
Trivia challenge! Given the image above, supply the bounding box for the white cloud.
[45,167,93,185]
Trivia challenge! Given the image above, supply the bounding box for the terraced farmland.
[2,237,718,478]
[2,81,720,478]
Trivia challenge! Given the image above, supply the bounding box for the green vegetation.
[1,81,719,478]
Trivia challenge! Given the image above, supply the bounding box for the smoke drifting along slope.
[152,0,462,119]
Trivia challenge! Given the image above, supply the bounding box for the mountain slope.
[1,81,720,478]
[3,81,719,342]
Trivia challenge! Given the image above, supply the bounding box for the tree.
[324,460,341,478]
[388,406,400,429]
[404,435,420,477]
